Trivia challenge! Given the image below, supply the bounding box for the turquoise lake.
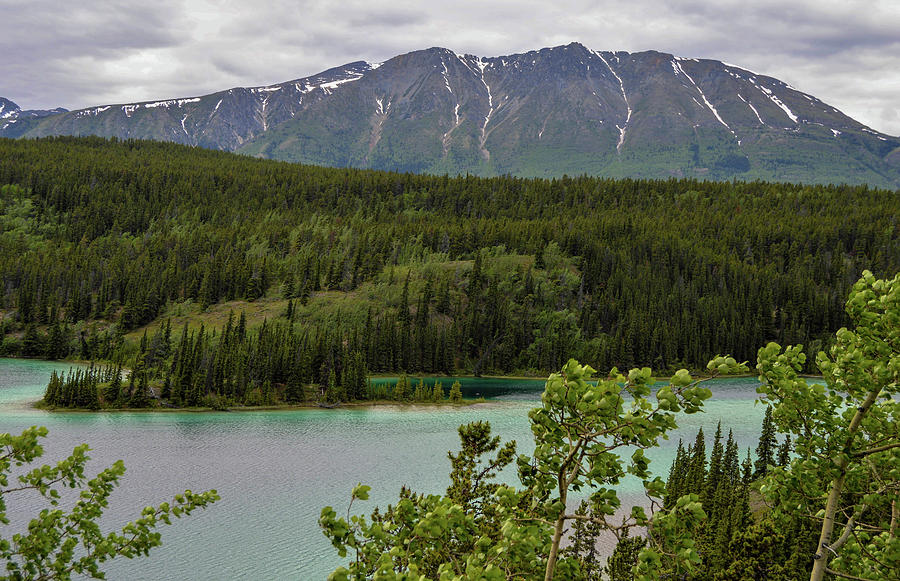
[0,359,768,580]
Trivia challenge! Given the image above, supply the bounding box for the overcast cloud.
[1,0,898,135]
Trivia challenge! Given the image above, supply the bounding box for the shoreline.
[29,397,493,414]
[5,356,825,415]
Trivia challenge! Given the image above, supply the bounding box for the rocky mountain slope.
[0,98,68,137]
[4,43,899,187]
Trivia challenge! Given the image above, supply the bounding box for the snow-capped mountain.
[0,98,68,137]
[3,44,899,187]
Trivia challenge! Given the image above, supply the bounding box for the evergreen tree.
[104,364,123,405]
[325,368,341,403]
[129,359,151,408]
[564,501,605,580]
[448,380,462,403]
[603,534,646,581]
[284,366,305,403]
[686,427,706,489]
[46,321,67,360]
[393,375,411,402]
[42,371,61,406]
[776,434,792,467]
[754,405,777,477]
[703,422,724,506]
[413,379,428,402]
[432,381,444,402]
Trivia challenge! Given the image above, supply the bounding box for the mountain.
[4,43,899,187]
[0,98,68,137]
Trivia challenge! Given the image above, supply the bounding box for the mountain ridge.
[4,42,899,188]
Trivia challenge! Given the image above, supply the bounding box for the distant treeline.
[2,136,899,377]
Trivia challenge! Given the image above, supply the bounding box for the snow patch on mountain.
[748,78,798,125]
[0,100,20,119]
[590,49,631,152]
[674,58,735,139]
[738,94,765,125]
[441,60,453,93]
[862,127,888,141]
[144,98,201,109]
[77,105,111,117]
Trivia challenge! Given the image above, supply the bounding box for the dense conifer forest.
[1,136,898,407]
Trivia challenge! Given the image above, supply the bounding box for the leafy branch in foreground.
[320,356,748,580]
[757,270,900,581]
[1,426,219,580]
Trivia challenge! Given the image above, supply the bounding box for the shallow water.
[0,359,766,580]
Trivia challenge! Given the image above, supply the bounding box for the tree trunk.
[809,387,880,581]
[545,513,566,581]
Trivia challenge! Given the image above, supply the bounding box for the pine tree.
[741,449,753,484]
[776,434,791,467]
[432,381,444,402]
[686,427,706,489]
[284,366,304,403]
[399,274,411,370]
[449,380,462,403]
[393,375,411,402]
[104,364,123,404]
[603,534,646,581]
[325,368,341,404]
[703,422,724,507]
[754,405,777,477]
[565,501,605,580]
[664,439,687,508]
[413,379,428,402]
[129,359,151,408]
[43,371,61,406]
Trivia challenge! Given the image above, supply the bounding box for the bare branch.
[824,568,880,581]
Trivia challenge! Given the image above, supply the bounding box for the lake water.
[0,359,767,580]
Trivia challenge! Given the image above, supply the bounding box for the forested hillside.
[1,137,898,388]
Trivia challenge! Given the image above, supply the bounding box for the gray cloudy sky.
[2,0,899,135]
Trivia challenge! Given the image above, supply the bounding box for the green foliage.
[320,356,748,580]
[603,533,646,581]
[0,426,218,580]
[448,381,462,404]
[2,137,899,379]
[431,381,444,402]
[756,270,900,580]
[754,405,777,477]
[654,419,789,579]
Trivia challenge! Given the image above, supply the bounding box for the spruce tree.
[129,361,151,408]
[776,434,791,467]
[754,405,777,477]
[703,422,724,507]
[104,364,122,405]
[603,535,645,581]
[432,381,444,402]
[449,380,463,403]
[664,439,687,508]
[284,367,304,403]
[393,375,411,402]
[686,427,706,488]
